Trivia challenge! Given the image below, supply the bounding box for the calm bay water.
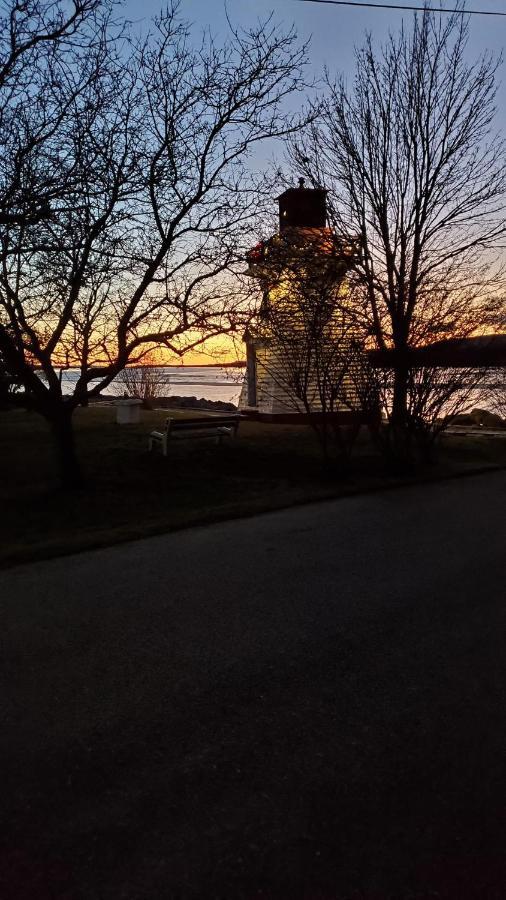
[41,366,502,413]
[56,366,246,405]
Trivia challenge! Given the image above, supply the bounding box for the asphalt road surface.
[1,471,506,900]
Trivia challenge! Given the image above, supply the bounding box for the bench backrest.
[165,415,240,434]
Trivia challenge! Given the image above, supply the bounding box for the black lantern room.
[277,178,327,231]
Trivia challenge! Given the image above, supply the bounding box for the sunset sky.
[125,0,506,363]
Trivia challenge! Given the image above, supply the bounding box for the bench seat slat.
[168,417,238,428]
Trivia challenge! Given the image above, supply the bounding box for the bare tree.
[0,0,105,227]
[369,362,491,462]
[491,369,506,421]
[0,345,21,406]
[0,0,308,485]
[116,355,171,406]
[290,5,506,464]
[248,231,374,464]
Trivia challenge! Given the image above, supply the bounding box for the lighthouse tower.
[238,180,359,419]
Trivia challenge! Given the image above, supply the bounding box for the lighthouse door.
[246,343,257,407]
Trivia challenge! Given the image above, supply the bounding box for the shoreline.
[95,394,238,412]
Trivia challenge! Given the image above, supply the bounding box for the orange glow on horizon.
[145,334,244,367]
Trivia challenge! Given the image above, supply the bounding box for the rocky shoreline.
[153,395,238,412]
[99,394,238,413]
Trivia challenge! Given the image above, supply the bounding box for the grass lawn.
[1,404,505,568]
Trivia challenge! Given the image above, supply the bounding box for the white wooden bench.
[148,415,240,456]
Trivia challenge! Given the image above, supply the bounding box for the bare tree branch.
[0,0,308,485]
[289,3,506,462]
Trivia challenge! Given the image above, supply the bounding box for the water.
[52,366,246,406]
[39,366,503,413]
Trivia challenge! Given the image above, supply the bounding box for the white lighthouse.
[238,180,360,420]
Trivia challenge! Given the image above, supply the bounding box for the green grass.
[1,404,505,568]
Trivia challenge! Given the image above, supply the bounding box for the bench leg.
[149,436,166,454]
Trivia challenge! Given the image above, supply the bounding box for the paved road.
[1,472,506,899]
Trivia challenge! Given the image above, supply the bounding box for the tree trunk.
[389,366,413,471]
[311,417,350,478]
[416,427,437,466]
[48,408,83,489]
[391,365,409,427]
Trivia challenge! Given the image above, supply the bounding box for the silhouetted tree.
[369,363,491,463]
[0,0,103,228]
[0,347,21,406]
[290,5,506,465]
[492,369,506,421]
[0,0,308,485]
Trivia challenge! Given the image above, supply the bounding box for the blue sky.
[124,0,506,71]
[123,0,506,182]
